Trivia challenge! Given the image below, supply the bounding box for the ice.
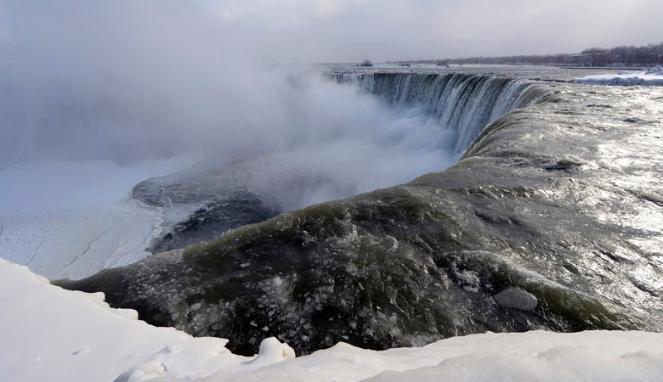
[645,66,663,75]
[2,257,663,382]
[576,68,663,86]
[0,156,200,279]
[492,287,538,311]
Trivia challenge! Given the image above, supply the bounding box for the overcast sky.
[201,0,663,62]
[1,0,662,63]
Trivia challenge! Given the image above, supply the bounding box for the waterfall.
[333,72,546,153]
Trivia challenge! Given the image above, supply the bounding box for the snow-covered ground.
[2,257,662,382]
[576,66,663,86]
[0,156,200,280]
[0,258,294,382]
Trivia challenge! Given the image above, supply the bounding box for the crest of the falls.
[334,72,547,153]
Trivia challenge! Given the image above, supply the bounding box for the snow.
[199,331,663,382]
[0,156,200,280]
[0,258,293,382]
[576,66,663,86]
[1,257,663,382]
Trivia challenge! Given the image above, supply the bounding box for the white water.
[335,72,545,152]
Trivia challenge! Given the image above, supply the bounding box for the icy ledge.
[1,258,662,382]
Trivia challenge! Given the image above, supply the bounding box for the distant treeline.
[400,42,663,67]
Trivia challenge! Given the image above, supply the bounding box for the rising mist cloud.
[0,0,458,209]
[0,0,660,166]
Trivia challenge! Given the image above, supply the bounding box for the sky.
[200,0,663,62]
[1,0,662,63]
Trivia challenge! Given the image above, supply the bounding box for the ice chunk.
[493,287,538,311]
[249,337,296,367]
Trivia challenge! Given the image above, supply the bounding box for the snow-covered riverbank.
[0,156,199,279]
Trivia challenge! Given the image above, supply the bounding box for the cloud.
[2,1,661,63]
[200,0,663,61]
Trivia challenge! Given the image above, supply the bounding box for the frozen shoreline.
[0,156,200,280]
[575,66,663,86]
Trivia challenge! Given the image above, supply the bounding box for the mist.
[0,0,286,164]
[1,0,659,208]
[0,0,462,211]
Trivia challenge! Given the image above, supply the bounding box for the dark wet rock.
[132,156,346,252]
[58,75,663,356]
[150,191,277,253]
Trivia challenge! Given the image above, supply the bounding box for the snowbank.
[576,66,663,86]
[0,258,294,382]
[1,257,662,382]
[0,156,199,279]
[198,332,663,382]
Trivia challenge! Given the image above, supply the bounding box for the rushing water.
[60,68,663,356]
[334,72,547,152]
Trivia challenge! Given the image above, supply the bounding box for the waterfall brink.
[334,72,547,153]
